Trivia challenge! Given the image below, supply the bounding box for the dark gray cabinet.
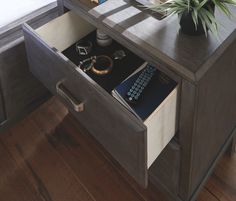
[23,11,178,188]
[0,2,58,129]
[0,43,48,125]
[23,0,236,201]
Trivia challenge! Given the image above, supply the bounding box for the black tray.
[62,31,144,93]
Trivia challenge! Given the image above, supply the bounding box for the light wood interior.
[145,86,178,168]
[36,11,95,52]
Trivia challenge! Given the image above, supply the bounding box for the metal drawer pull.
[56,80,84,112]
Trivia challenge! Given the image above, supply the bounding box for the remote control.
[125,64,157,104]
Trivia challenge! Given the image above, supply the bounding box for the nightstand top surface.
[65,0,236,82]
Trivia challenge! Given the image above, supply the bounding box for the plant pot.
[179,2,215,36]
[179,12,205,36]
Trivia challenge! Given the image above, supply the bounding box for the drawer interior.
[62,31,145,93]
[36,11,95,52]
[34,11,178,170]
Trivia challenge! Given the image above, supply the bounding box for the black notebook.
[112,63,177,121]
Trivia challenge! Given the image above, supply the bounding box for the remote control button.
[126,64,157,104]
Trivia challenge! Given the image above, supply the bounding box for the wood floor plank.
[197,188,219,201]
[30,98,169,201]
[0,139,43,201]
[205,154,236,201]
[0,97,235,201]
[33,109,147,201]
[0,116,95,201]
[27,97,68,134]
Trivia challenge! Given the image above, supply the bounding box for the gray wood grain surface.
[64,0,236,83]
[178,80,197,200]
[0,2,58,129]
[189,39,236,195]
[232,137,236,154]
[178,34,236,201]
[0,85,6,124]
[0,43,49,120]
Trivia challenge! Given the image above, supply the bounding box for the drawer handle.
[56,80,84,112]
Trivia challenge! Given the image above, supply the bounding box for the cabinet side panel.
[231,137,236,154]
[0,43,49,121]
[190,40,236,195]
[178,80,197,200]
[0,86,6,124]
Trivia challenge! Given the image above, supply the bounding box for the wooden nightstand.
[23,0,236,200]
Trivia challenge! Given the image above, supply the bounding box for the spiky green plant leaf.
[197,0,209,10]
[147,0,236,38]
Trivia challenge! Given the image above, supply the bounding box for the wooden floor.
[0,97,235,201]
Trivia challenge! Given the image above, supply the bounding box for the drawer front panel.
[23,24,148,187]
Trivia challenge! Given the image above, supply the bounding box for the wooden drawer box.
[23,11,178,187]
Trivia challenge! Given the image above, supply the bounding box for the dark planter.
[179,2,215,36]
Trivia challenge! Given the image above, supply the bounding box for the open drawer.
[23,11,178,188]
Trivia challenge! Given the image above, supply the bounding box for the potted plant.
[148,0,236,37]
